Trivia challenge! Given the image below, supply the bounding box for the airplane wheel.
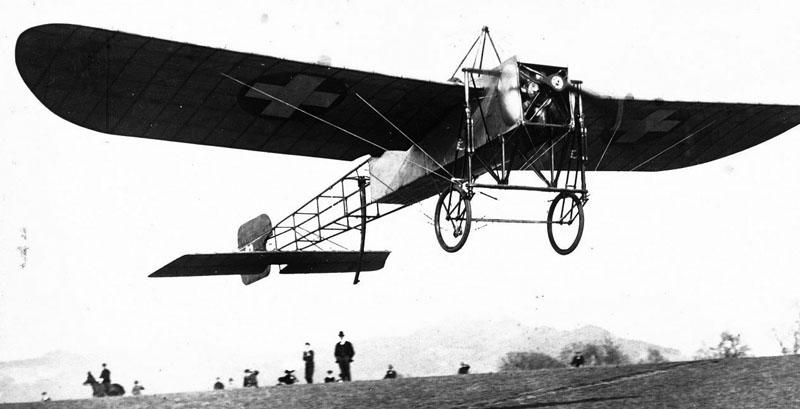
[434,185,472,253]
[547,192,584,255]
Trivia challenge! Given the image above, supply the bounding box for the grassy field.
[3,355,799,408]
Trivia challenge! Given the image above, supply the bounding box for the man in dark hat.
[334,331,355,381]
[458,362,470,375]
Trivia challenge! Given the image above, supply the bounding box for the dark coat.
[334,341,355,362]
[303,350,315,367]
[100,368,111,383]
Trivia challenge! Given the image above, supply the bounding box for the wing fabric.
[15,24,464,161]
[580,95,800,171]
[16,24,800,172]
[150,251,391,278]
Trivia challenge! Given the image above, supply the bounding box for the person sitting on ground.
[384,365,397,379]
[324,370,337,383]
[132,380,145,396]
[571,353,585,368]
[243,369,259,387]
[41,392,51,402]
[213,377,225,390]
[277,370,298,385]
[458,362,470,375]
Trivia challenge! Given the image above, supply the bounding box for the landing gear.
[547,192,585,255]
[431,61,590,255]
[434,185,472,252]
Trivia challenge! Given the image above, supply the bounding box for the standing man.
[334,331,355,381]
[303,342,315,384]
[99,363,111,393]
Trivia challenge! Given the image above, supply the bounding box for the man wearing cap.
[334,331,355,381]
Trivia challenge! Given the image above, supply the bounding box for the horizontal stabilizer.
[149,251,391,279]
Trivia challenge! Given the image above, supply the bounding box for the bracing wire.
[629,121,716,171]
[351,91,454,180]
[221,73,455,186]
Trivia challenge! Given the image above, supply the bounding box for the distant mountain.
[353,320,684,379]
[0,350,97,403]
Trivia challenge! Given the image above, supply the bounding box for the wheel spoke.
[434,185,472,252]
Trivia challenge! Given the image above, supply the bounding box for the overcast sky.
[2,0,800,400]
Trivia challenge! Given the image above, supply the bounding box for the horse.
[83,372,125,397]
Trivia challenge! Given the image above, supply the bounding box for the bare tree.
[559,338,630,366]
[774,314,800,355]
[499,352,564,371]
[696,331,750,359]
[644,348,667,364]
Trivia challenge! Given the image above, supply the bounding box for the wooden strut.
[353,176,368,285]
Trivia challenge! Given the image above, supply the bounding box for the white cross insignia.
[243,74,343,118]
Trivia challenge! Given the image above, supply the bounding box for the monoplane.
[15,25,800,284]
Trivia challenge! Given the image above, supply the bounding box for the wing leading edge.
[15,24,464,161]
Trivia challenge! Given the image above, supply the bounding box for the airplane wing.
[16,24,800,173]
[15,24,464,161]
[579,93,800,172]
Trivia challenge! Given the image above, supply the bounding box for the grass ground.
[3,355,799,408]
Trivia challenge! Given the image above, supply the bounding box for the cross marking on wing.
[615,109,681,143]
[245,74,340,118]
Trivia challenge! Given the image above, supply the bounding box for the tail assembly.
[237,214,273,285]
[149,160,405,285]
[149,209,390,285]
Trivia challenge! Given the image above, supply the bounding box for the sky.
[2,0,800,401]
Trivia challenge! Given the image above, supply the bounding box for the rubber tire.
[547,192,584,255]
[434,185,472,253]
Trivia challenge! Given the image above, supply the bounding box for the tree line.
[499,314,800,372]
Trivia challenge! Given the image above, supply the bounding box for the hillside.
[0,321,683,402]
[355,321,683,378]
[2,356,798,408]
